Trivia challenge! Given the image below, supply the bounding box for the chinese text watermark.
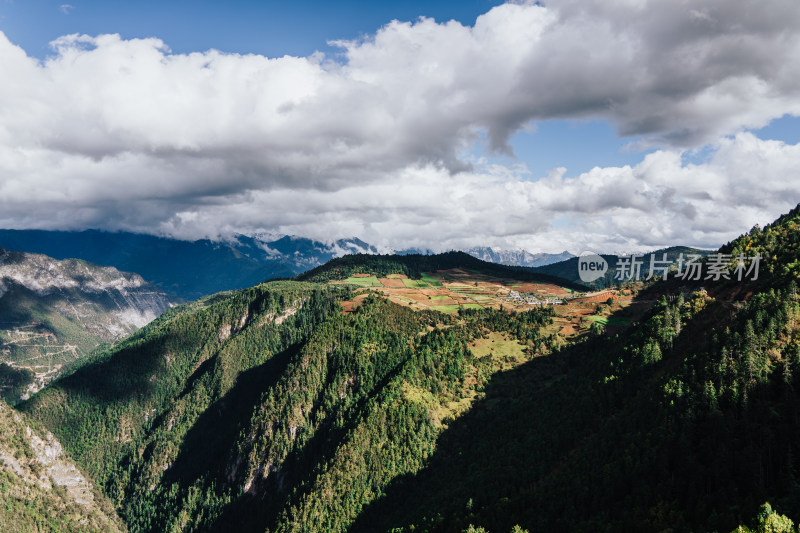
[578,252,762,282]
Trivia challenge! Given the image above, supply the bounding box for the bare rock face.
[0,246,172,336]
[0,246,173,402]
[24,426,95,505]
[0,401,126,531]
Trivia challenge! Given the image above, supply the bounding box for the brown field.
[514,282,571,296]
[339,292,371,314]
[334,269,580,315]
[547,288,653,338]
[558,321,578,336]
[428,298,461,306]
[570,290,615,303]
[335,271,653,343]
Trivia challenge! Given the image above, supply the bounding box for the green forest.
[298,251,586,291]
[6,205,800,532]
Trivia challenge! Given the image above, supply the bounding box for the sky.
[1,0,800,254]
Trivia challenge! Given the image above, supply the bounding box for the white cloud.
[143,133,800,253]
[0,0,799,251]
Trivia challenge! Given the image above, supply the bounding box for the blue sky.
[0,0,662,177]
[0,0,799,253]
[4,0,778,177]
[0,1,504,58]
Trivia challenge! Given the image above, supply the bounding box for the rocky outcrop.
[0,247,173,402]
[0,247,171,338]
[0,401,126,531]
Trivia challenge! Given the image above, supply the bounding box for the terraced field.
[333,269,652,342]
[334,268,574,314]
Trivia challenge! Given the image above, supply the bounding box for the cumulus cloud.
[0,0,799,251]
[145,133,800,253]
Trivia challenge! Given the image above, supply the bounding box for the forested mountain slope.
[351,206,800,532]
[13,204,800,532]
[19,277,556,532]
[529,245,713,288]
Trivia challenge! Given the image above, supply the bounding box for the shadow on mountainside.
[162,342,301,488]
[349,290,787,533]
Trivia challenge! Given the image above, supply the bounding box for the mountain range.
[465,247,574,268]
[2,229,719,302]
[0,230,377,300]
[0,247,172,403]
[529,245,715,288]
[0,230,574,300]
[3,205,800,531]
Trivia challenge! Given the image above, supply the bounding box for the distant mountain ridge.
[0,229,377,300]
[466,247,574,267]
[255,235,377,271]
[0,228,713,299]
[0,229,581,300]
[0,246,172,402]
[529,245,715,288]
[297,250,588,291]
